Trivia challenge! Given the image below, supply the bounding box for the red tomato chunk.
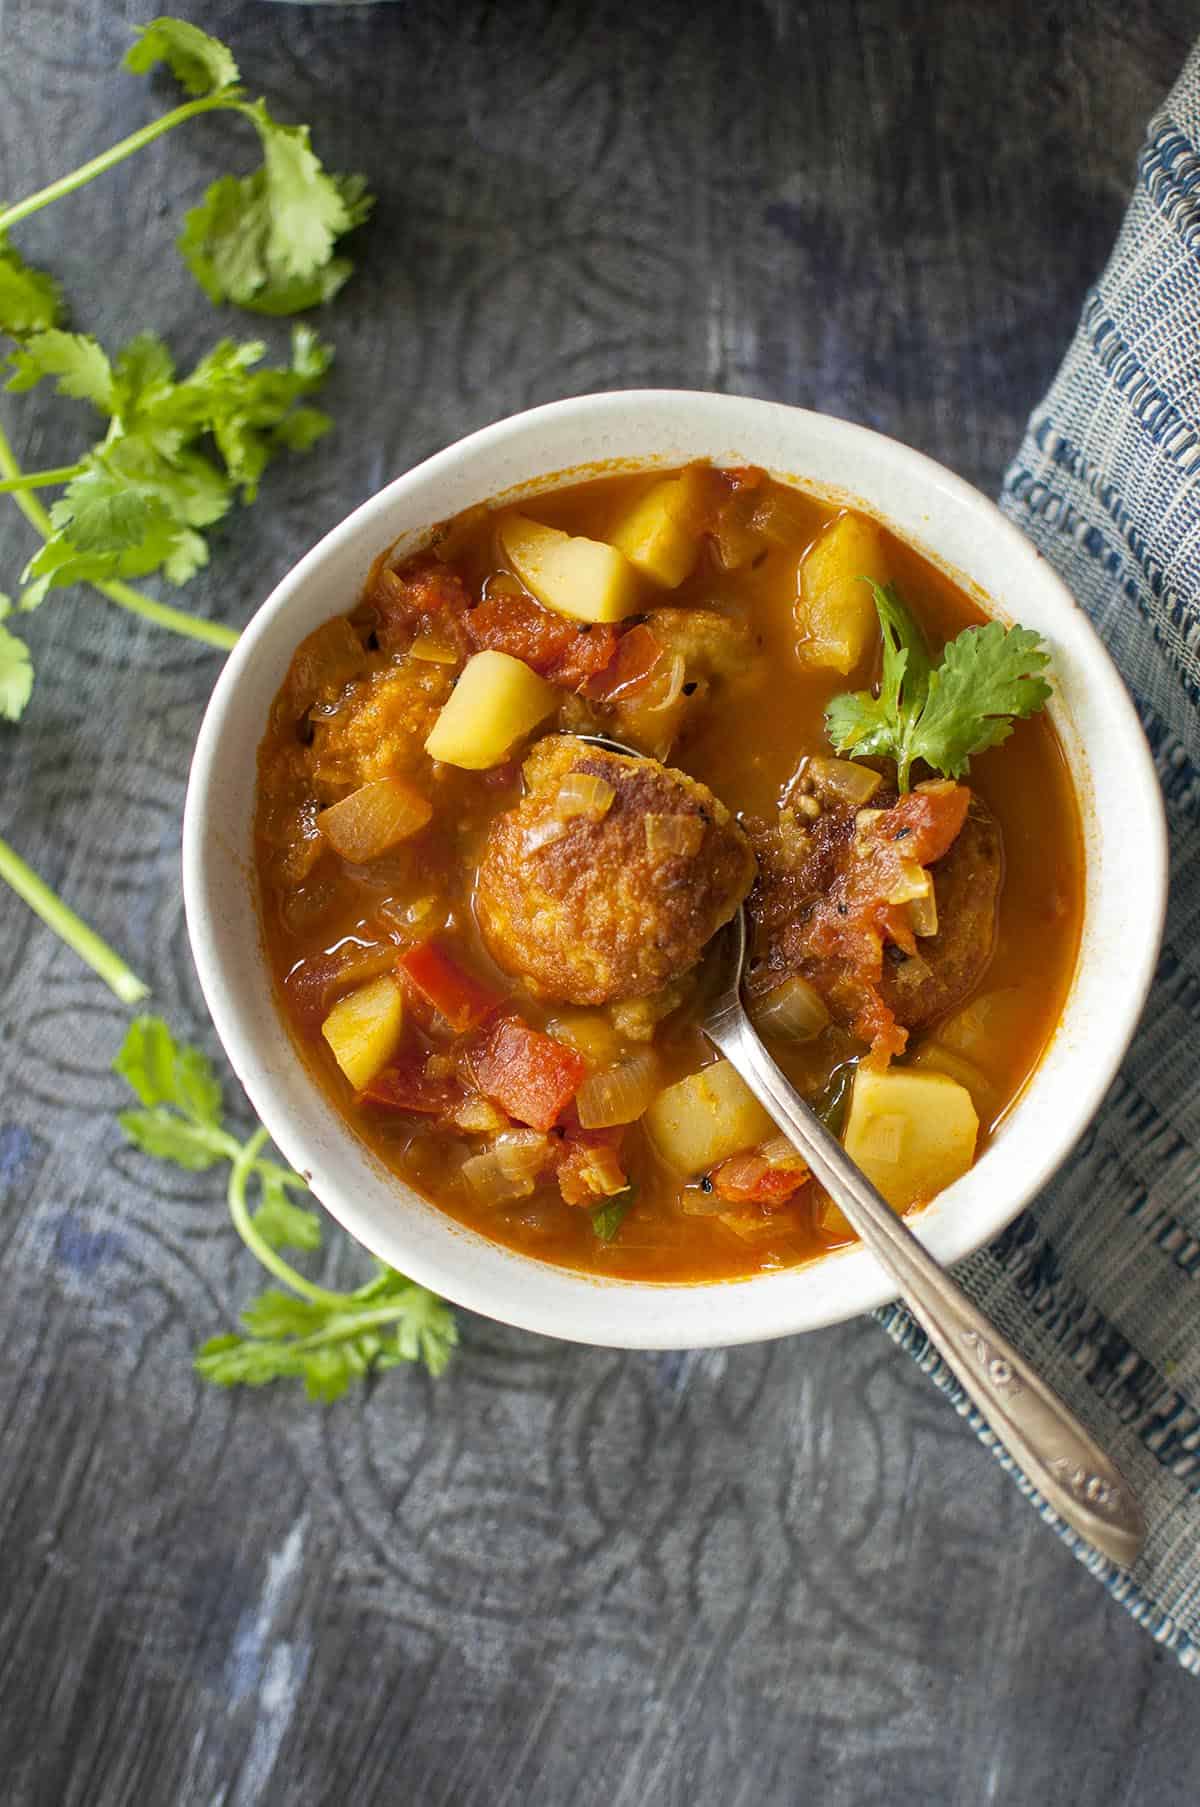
[468,1016,586,1132]
[398,940,501,1034]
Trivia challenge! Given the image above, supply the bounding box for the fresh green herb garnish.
[114,1017,458,1400]
[0,18,372,1003]
[4,324,332,610]
[825,581,1052,792]
[591,1190,635,1243]
[0,598,33,722]
[0,16,371,710]
[0,18,371,325]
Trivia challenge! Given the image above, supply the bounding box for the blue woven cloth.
[876,42,1200,1671]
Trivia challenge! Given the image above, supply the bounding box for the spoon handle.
[706,1008,1146,1569]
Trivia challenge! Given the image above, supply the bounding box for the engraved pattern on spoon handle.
[705,1007,1146,1570]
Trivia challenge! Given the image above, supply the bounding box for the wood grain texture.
[1,1,1198,1801]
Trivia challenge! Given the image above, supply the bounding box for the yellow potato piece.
[424,650,558,769]
[609,471,706,588]
[643,1058,775,1174]
[795,511,891,674]
[498,514,642,623]
[321,974,405,1090]
[843,1066,978,1211]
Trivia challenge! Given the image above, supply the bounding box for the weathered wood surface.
[1,2,1198,1801]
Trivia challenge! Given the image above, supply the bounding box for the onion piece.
[644,813,704,860]
[908,888,939,938]
[556,772,615,823]
[645,653,686,713]
[461,1132,553,1204]
[524,817,571,853]
[749,973,830,1042]
[318,776,432,863]
[805,756,883,807]
[885,860,933,907]
[757,1135,809,1171]
[409,633,460,664]
[575,1051,662,1129]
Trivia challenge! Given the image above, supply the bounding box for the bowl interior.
[183,391,1167,1349]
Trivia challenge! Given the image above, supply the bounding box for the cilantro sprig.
[825,581,1052,791]
[3,324,332,610]
[115,1017,458,1400]
[0,18,371,322]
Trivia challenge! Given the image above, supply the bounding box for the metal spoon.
[577,732,1145,1567]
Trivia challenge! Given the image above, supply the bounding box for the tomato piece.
[359,1056,464,1116]
[370,555,472,656]
[467,1016,586,1132]
[467,588,618,690]
[711,1150,808,1204]
[398,940,502,1033]
[583,623,663,700]
[879,783,970,865]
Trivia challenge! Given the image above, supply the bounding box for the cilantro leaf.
[251,1174,322,1253]
[6,324,330,601]
[7,329,114,409]
[112,1016,458,1399]
[913,620,1053,776]
[0,616,34,721]
[591,1190,635,1243]
[825,582,1052,790]
[117,1106,228,1171]
[114,1013,223,1120]
[0,237,62,338]
[179,105,373,314]
[195,1275,459,1400]
[123,17,241,97]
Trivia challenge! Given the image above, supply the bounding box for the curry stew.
[255,465,1083,1282]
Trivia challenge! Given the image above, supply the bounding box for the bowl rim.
[182,388,1168,1349]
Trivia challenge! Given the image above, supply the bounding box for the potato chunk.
[424,650,558,769]
[795,511,891,674]
[498,514,642,623]
[843,1066,978,1210]
[644,1058,775,1174]
[609,471,705,588]
[321,974,405,1089]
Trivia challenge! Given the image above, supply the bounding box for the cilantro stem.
[270,1302,431,1355]
[0,463,88,494]
[0,831,149,1002]
[0,94,243,235]
[227,1127,346,1308]
[0,417,239,650]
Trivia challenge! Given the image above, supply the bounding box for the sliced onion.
[750,973,830,1042]
[575,1051,661,1128]
[645,654,686,713]
[758,1135,809,1171]
[908,888,939,938]
[885,860,933,907]
[461,1132,552,1204]
[524,817,571,853]
[805,756,882,806]
[556,772,615,823]
[318,776,432,863]
[644,813,704,860]
[410,633,460,664]
[748,487,810,546]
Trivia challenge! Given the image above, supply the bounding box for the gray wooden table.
[2,3,1198,1802]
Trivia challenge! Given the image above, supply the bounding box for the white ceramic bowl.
[183,390,1167,1349]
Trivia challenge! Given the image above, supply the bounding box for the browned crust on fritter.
[475,736,755,1003]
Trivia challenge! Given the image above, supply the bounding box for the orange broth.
[255,466,1084,1282]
